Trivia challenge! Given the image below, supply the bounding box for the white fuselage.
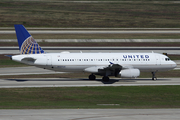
[12,52,177,73]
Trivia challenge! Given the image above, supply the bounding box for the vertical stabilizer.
[14,25,45,54]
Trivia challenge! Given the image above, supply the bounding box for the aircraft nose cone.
[172,61,177,68]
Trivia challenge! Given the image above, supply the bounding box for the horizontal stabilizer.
[5,55,12,58]
[4,55,12,60]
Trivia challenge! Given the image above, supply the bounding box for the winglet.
[14,25,45,54]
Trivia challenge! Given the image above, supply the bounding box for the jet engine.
[118,69,140,78]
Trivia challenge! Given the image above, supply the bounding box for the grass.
[168,55,180,60]
[0,54,27,67]
[0,1,180,28]
[0,86,180,109]
[0,59,26,68]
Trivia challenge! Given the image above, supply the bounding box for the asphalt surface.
[1,39,180,42]
[0,109,180,120]
[1,30,180,34]
[1,77,180,88]
[0,67,63,76]
[0,66,179,88]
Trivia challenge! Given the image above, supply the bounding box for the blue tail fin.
[14,25,45,54]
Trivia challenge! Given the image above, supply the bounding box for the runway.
[0,77,180,88]
[1,30,180,34]
[0,65,180,88]
[1,39,180,43]
[0,66,63,76]
[0,109,180,120]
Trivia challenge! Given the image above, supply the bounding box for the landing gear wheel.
[153,77,157,81]
[102,76,109,82]
[152,72,157,81]
[89,74,96,80]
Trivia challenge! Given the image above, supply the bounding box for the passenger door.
[155,55,161,65]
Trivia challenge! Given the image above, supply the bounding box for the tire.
[89,74,96,80]
[102,76,109,82]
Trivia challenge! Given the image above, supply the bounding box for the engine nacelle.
[118,69,140,78]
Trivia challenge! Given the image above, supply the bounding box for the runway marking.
[1,30,180,34]
[0,80,180,88]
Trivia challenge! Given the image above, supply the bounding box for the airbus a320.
[8,25,177,82]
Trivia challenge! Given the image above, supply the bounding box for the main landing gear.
[152,72,157,81]
[89,74,96,80]
[88,74,110,82]
[102,76,109,82]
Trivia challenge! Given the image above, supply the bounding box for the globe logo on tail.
[20,36,45,54]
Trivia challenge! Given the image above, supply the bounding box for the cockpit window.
[165,58,171,61]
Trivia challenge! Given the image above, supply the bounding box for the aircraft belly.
[134,64,175,71]
[42,64,175,72]
[52,65,89,72]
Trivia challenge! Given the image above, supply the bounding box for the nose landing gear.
[152,72,157,81]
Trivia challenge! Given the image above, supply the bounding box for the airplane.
[8,25,177,82]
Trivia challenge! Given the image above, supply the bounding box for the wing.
[84,62,123,77]
[99,63,122,76]
[84,62,140,78]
